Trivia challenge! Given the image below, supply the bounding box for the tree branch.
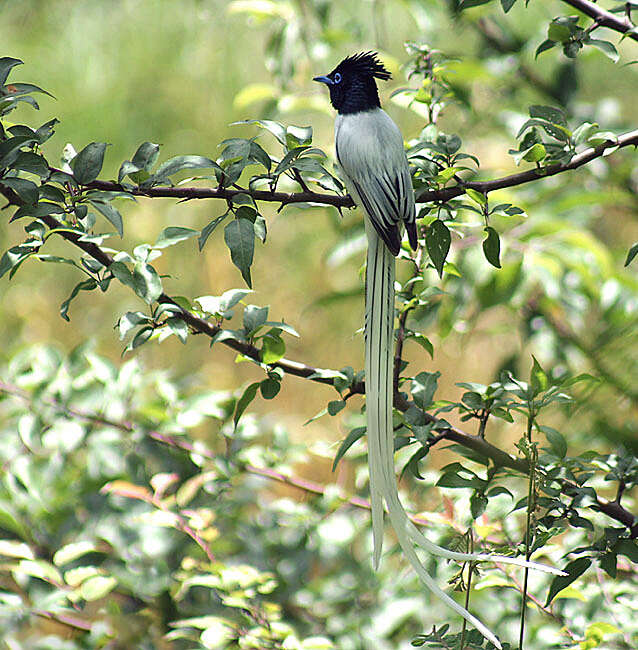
[32,128,638,212]
[559,0,638,42]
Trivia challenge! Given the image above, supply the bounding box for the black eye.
[333,72,342,84]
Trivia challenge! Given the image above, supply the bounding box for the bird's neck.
[336,79,381,115]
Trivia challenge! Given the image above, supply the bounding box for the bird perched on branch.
[314,51,563,649]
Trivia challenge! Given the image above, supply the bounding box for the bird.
[314,51,564,649]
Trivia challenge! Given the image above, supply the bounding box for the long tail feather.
[364,224,563,648]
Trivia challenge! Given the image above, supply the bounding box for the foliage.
[1,1,637,648]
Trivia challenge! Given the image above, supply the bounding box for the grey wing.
[336,115,416,256]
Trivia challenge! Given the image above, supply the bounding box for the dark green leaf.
[500,0,517,12]
[541,426,567,458]
[328,400,346,416]
[127,326,153,351]
[624,242,638,267]
[616,539,638,562]
[0,135,37,164]
[12,151,49,177]
[0,178,38,205]
[425,220,450,278]
[72,142,108,184]
[224,218,255,288]
[470,492,488,518]
[199,214,228,251]
[234,382,260,429]
[332,427,366,471]
[412,371,440,410]
[482,227,501,268]
[0,57,23,86]
[599,552,617,578]
[529,105,567,127]
[0,243,38,279]
[459,0,492,7]
[545,558,591,605]
[260,377,281,399]
[60,279,97,321]
[535,39,557,58]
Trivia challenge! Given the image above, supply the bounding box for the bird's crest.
[335,51,392,81]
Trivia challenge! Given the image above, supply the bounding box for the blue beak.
[313,75,333,85]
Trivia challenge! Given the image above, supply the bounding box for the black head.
[313,51,391,115]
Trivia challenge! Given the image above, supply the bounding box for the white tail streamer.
[364,222,563,649]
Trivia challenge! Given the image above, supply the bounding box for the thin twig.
[560,0,638,42]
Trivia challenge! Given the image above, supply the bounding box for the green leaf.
[545,557,591,605]
[425,220,451,278]
[437,466,484,489]
[536,39,557,58]
[131,141,160,171]
[459,1,492,11]
[0,56,23,86]
[588,39,620,63]
[616,539,638,562]
[465,188,486,207]
[234,382,260,429]
[118,311,151,339]
[286,125,313,148]
[530,355,549,396]
[599,552,617,578]
[482,226,501,268]
[154,227,198,249]
[243,304,268,334]
[261,333,285,363]
[233,119,287,145]
[327,400,346,416]
[541,426,567,458]
[151,155,221,182]
[224,218,255,288]
[0,178,38,205]
[0,243,38,279]
[133,262,163,303]
[500,0,517,12]
[53,541,97,566]
[332,427,365,471]
[79,575,117,601]
[529,105,567,127]
[199,214,228,251]
[411,371,440,410]
[72,142,108,184]
[624,242,638,266]
[259,377,280,399]
[522,142,546,163]
[470,492,488,518]
[60,279,97,321]
[0,135,37,164]
[88,199,123,237]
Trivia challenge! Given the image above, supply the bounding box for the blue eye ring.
[333,72,342,84]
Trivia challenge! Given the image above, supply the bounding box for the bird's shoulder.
[335,108,404,167]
